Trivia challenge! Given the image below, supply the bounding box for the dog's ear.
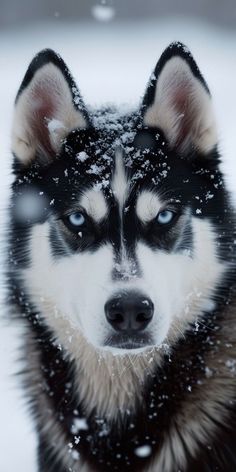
[12,49,89,165]
[142,42,217,156]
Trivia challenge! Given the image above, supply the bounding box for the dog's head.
[11,43,229,354]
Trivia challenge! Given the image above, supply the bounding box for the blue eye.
[157,210,175,225]
[68,213,85,227]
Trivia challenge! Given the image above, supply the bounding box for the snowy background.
[0,2,236,470]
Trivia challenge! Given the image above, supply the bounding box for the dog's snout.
[105,292,154,333]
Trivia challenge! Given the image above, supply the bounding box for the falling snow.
[91,4,116,22]
[71,417,89,435]
[134,445,152,458]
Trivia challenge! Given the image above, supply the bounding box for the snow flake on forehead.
[111,148,130,212]
[129,128,170,184]
[136,190,162,223]
[63,128,113,190]
[79,188,108,222]
[92,106,137,158]
[134,444,152,458]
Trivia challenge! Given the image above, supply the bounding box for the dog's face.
[11,44,227,354]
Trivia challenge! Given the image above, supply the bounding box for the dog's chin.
[102,333,154,355]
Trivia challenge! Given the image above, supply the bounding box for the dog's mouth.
[104,333,153,350]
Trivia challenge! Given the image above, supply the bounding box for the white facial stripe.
[79,188,107,222]
[136,190,162,223]
[112,149,129,214]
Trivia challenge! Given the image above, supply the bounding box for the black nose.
[105,292,154,333]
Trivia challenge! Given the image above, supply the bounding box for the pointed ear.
[142,42,217,156]
[12,49,90,165]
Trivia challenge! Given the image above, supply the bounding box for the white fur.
[136,190,162,223]
[12,63,87,163]
[79,188,107,222]
[144,57,217,154]
[112,149,129,213]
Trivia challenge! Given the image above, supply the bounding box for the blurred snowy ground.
[0,17,235,471]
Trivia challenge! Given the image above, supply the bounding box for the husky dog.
[8,42,236,471]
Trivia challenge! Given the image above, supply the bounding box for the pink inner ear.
[171,80,195,150]
[29,82,58,158]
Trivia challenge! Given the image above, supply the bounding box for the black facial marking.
[174,218,193,255]
[50,223,72,258]
[10,108,234,275]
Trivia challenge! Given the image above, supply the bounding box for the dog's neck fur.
[37,303,164,418]
[22,290,236,472]
[73,337,163,418]
[9,274,236,471]
[28,277,231,419]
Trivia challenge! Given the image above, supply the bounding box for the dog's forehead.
[57,110,183,220]
[77,146,166,223]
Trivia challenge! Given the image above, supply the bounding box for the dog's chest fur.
[22,296,236,472]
